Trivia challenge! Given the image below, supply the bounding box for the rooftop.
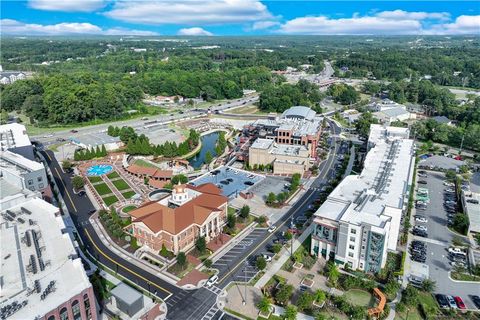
[374,106,410,118]
[281,106,316,121]
[314,125,414,229]
[0,197,91,319]
[432,116,451,124]
[0,150,44,174]
[0,124,31,151]
[110,283,143,306]
[463,190,480,234]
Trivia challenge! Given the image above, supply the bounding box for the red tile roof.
[129,183,227,235]
[126,164,173,178]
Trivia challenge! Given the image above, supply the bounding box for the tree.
[275,284,293,306]
[227,212,236,229]
[177,252,187,270]
[160,244,169,257]
[62,160,73,171]
[272,243,282,254]
[402,284,419,306]
[325,261,340,287]
[72,175,85,190]
[421,278,436,293]
[239,205,250,219]
[203,259,212,268]
[297,291,314,311]
[256,256,267,270]
[445,169,457,180]
[314,290,326,304]
[453,213,469,234]
[355,112,378,138]
[204,150,213,164]
[284,231,293,241]
[266,192,276,205]
[257,296,271,315]
[171,174,188,185]
[283,305,298,320]
[195,236,207,254]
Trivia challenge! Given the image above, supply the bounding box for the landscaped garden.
[344,289,375,307]
[88,176,103,183]
[94,182,113,196]
[103,195,119,206]
[122,205,138,213]
[122,191,136,199]
[112,178,131,191]
[106,171,120,179]
[98,208,139,252]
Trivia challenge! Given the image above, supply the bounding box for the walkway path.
[254,224,314,289]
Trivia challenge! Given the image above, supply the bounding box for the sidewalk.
[254,224,314,289]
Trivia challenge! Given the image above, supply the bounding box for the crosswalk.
[204,285,223,295]
[201,303,220,320]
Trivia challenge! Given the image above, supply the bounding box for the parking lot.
[190,166,263,198]
[211,228,268,282]
[407,170,479,309]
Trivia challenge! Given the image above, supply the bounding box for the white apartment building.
[311,125,414,272]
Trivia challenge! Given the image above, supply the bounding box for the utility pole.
[243,260,247,305]
[459,133,465,154]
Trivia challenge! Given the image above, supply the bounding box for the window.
[350,229,357,234]
[28,179,33,185]
[59,307,68,320]
[37,176,43,182]
[348,252,354,257]
[39,183,44,189]
[362,246,365,250]
[360,263,364,268]
[349,244,355,250]
[72,300,81,320]
[47,316,56,320]
[349,236,355,242]
[84,294,91,320]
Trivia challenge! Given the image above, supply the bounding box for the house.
[128,183,228,254]
[373,107,412,124]
[341,109,361,124]
[432,116,453,126]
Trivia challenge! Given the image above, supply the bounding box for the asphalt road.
[33,95,258,147]
[39,118,341,320]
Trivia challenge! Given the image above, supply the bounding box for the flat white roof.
[0,150,44,173]
[0,197,91,319]
[463,191,480,233]
[0,124,31,151]
[314,125,414,229]
[250,138,274,150]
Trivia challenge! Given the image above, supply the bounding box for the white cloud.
[376,10,450,21]
[105,0,273,25]
[177,27,213,36]
[279,15,422,35]
[0,19,159,36]
[427,15,480,34]
[251,21,280,30]
[29,0,107,12]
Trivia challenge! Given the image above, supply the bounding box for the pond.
[188,131,219,169]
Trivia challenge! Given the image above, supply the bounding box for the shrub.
[177,252,187,270]
[195,236,207,254]
[284,305,298,320]
[203,259,213,268]
[296,291,314,311]
[275,284,293,306]
[239,205,250,219]
[256,256,267,270]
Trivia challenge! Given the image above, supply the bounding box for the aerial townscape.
[1,1,480,320]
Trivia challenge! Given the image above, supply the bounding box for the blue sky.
[1,1,479,36]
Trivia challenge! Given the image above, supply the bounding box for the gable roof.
[129,183,227,235]
[432,116,451,124]
[126,164,173,178]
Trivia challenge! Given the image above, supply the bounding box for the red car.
[454,296,466,309]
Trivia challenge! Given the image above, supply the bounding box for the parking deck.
[189,166,263,198]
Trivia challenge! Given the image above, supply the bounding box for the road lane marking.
[54,167,78,212]
[84,229,172,296]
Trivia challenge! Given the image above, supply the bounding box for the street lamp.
[243,260,248,306]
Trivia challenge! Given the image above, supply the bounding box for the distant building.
[373,107,412,124]
[0,71,26,85]
[341,109,361,125]
[432,116,453,126]
[462,190,480,237]
[128,183,228,254]
[0,180,97,320]
[245,106,322,158]
[311,125,414,272]
[242,89,256,96]
[249,138,310,175]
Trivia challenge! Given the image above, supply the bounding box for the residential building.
[128,183,228,254]
[249,138,310,175]
[0,181,97,320]
[0,71,26,85]
[0,123,31,151]
[432,116,453,126]
[341,109,361,125]
[245,106,322,158]
[311,125,415,272]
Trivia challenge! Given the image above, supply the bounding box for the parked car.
[471,295,480,309]
[78,190,86,196]
[206,274,218,286]
[412,229,428,237]
[70,129,78,133]
[418,180,428,184]
[268,225,277,233]
[414,225,427,232]
[436,294,449,309]
[454,296,466,309]
[447,296,457,309]
[448,247,466,256]
[262,254,272,262]
[414,215,428,223]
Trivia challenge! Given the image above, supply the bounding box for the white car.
[415,216,428,223]
[267,225,277,233]
[448,247,466,256]
[262,254,272,262]
[206,274,218,287]
[414,225,427,232]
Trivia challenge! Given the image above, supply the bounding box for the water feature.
[86,164,113,176]
[188,131,219,169]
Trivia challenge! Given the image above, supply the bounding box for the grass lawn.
[395,308,422,320]
[344,289,375,307]
[94,183,113,196]
[228,207,237,215]
[418,292,439,316]
[228,105,259,115]
[134,158,161,168]
[88,176,103,183]
[451,271,480,282]
[122,205,137,213]
[106,171,120,179]
[112,179,130,191]
[102,195,119,206]
[167,262,194,278]
[122,191,136,199]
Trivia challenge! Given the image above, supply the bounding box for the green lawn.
[344,289,375,307]
[88,176,103,183]
[112,179,130,191]
[418,292,439,314]
[134,159,160,168]
[122,205,138,213]
[102,195,119,206]
[122,191,136,199]
[94,183,113,196]
[106,171,120,179]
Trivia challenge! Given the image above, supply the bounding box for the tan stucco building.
[249,138,310,175]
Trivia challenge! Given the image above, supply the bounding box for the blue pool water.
[87,164,113,176]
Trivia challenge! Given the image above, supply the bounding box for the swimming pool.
[87,164,113,176]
